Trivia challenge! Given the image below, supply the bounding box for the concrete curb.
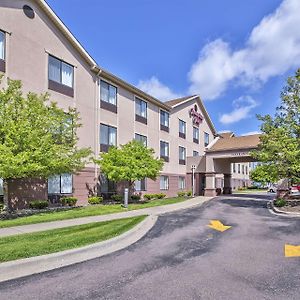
[268,201,300,217]
[0,215,157,283]
[0,196,213,283]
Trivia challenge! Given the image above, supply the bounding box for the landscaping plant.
[61,197,78,207]
[29,200,49,210]
[251,69,300,186]
[95,140,163,197]
[0,79,92,211]
[88,196,103,205]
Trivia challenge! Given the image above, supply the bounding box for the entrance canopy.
[186,132,262,196]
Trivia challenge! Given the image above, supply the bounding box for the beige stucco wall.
[0,0,97,169]
[0,1,219,201]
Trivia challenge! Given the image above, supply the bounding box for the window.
[135,133,147,147]
[193,151,199,157]
[99,174,116,195]
[204,132,210,147]
[100,124,117,152]
[233,163,236,173]
[0,30,5,73]
[0,31,5,60]
[179,119,186,138]
[179,146,186,165]
[48,55,74,97]
[178,176,186,190]
[238,164,241,174]
[160,110,169,132]
[245,166,248,175]
[0,178,3,196]
[135,97,147,124]
[160,176,169,190]
[160,141,169,162]
[48,174,72,194]
[193,127,199,143]
[242,165,245,174]
[135,179,146,191]
[100,80,117,112]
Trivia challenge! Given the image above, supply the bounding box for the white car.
[268,185,277,193]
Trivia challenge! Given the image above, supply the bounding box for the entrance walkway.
[0,196,212,238]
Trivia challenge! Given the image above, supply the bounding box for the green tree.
[250,164,279,186]
[95,140,164,195]
[0,79,92,210]
[251,69,300,184]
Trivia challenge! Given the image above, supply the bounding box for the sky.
[47,0,300,135]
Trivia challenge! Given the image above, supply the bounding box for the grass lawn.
[0,215,146,263]
[235,189,267,194]
[0,197,186,228]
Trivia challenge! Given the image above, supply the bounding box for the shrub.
[111,194,123,202]
[0,203,4,211]
[177,191,186,197]
[186,190,192,197]
[274,198,287,207]
[88,196,103,205]
[131,194,141,201]
[156,193,166,199]
[143,194,154,201]
[29,200,49,210]
[61,197,78,207]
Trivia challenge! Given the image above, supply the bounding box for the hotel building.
[0,1,256,208]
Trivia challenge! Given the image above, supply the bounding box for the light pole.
[191,165,196,197]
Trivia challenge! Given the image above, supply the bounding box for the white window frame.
[135,97,147,118]
[193,151,199,157]
[0,178,3,196]
[160,140,169,158]
[178,176,186,190]
[179,119,186,135]
[100,124,117,146]
[0,30,5,61]
[48,55,74,88]
[160,110,169,128]
[135,133,147,147]
[48,174,73,194]
[100,80,117,105]
[193,127,199,140]
[179,146,186,161]
[135,178,146,191]
[160,176,169,190]
[204,132,210,147]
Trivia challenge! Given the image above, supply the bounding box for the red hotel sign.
[189,105,203,126]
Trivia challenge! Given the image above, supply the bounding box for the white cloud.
[137,0,300,103]
[219,96,258,125]
[137,76,181,101]
[188,0,300,100]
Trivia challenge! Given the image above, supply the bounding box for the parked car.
[267,185,277,193]
[290,184,300,195]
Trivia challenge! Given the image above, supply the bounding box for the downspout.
[93,67,102,195]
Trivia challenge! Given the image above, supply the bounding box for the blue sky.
[47,0,299,135]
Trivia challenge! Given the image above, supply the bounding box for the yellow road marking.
[285,244,300,257]
[207,220,231,232]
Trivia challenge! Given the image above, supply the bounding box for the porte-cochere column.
[223,173,232,194]
[204,172,217,197]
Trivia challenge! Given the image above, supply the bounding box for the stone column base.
[204,188,217,197]
[223,187,232,194]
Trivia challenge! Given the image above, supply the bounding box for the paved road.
[1,193,300,300]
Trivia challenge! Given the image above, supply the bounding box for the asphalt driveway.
[1,193,300,300]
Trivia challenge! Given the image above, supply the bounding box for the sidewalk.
[0,196,212,238]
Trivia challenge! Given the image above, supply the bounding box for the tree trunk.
[3,178,11,212]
